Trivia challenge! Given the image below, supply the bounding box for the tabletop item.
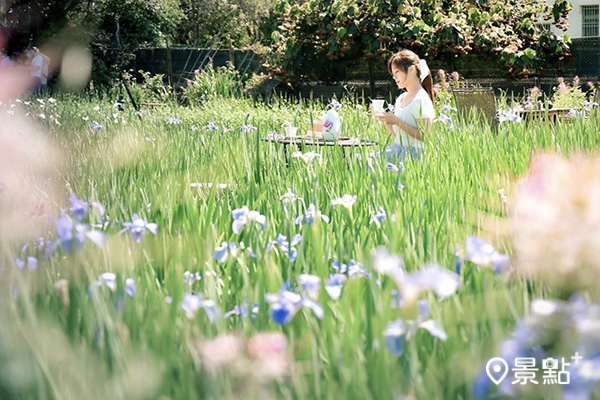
[371,99,385,112]
[322,109,342,141]
[284,126,298,137]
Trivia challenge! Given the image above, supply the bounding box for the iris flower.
[464,236,510,273]
[331,194,357,210]
[386,162,404,172]
[372,247,460,306]
[325,273,347,300]
[118,214,158,243]
[266,234,301,261]
[182,293,217,322]
[295,203,329,226]
[370,206,387,225]
[69,193,89,220]
[265,283,323,325]
[384,299,448,357]
[214,241,255,262]
[291,151,322,165]
[231,206,266,234]
[56,214,106,253]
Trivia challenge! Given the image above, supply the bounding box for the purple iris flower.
[332,259,366,278]
[386,162,404,172]
[214,242,239,262]
[384,320,407,356]
[372,247,460,305]
[330,99,342,110]
[118,214,158,243]
[465,236,510,272]
[125,278,135,297]
[325,274,347,300]
[182,293,217,322]
[370,206,387,225]
[69,193,89,221]
[265,283,324,325]
[298,274,320,297]
[167,116,183,125]
[183,271,202,286]
[239,123,257,133]
[214,241,254,262]
[223,300,259,321]
[91,121,103,131]
[231,206,266,234]
[384,300,448,357]
[56,214,105,253]
[295,203,329,226]
[266,234,301,261]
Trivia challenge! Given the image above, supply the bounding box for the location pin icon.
[486,357,509,385]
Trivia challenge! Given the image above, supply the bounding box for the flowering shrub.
[551,76,588,109]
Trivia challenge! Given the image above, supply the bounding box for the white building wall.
[548,0,600,38]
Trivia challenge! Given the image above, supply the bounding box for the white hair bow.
[419,59,430,82]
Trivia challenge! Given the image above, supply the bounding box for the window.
[538,23,552,32]
[582,5,599,37]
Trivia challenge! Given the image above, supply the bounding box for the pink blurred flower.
[247,331,290,380]
[511,152,600,295]
[191,334,244,373]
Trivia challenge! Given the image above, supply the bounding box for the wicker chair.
[244,78,282,105]
[451,87,498,131]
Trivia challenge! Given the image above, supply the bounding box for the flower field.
[1,84,600,400]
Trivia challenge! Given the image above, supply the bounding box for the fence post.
[166,38,173,87]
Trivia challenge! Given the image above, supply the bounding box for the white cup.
[372,99,385,113]
[285,126,298,137]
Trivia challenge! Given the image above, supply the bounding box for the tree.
[261,0,572,84]
[82,0,184,84]
[1,0,184,84]
[174,0,271,48]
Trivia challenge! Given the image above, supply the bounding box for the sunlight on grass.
[1,86,599,399]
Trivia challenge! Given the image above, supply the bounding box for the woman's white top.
[393,88,435,148]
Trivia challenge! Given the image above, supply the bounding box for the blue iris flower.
[465,236,510,272]
[118,214,158,243]
[384,320,407,357]
[325,273,347,300]
[266,234,301,261]
[69,193,89,221]
[231,206,266,234]
[56,214,105,253]
[265,283,324,325]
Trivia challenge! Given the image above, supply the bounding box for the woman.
[374,49,435,161]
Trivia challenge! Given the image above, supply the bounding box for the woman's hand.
[376,113,400,126]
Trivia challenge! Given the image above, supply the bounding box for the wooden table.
[262,134,378,166]
[517,108,573,125]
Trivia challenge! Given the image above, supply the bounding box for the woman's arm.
[377,113,429,142]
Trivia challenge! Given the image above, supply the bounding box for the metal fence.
[135,39,599,96]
